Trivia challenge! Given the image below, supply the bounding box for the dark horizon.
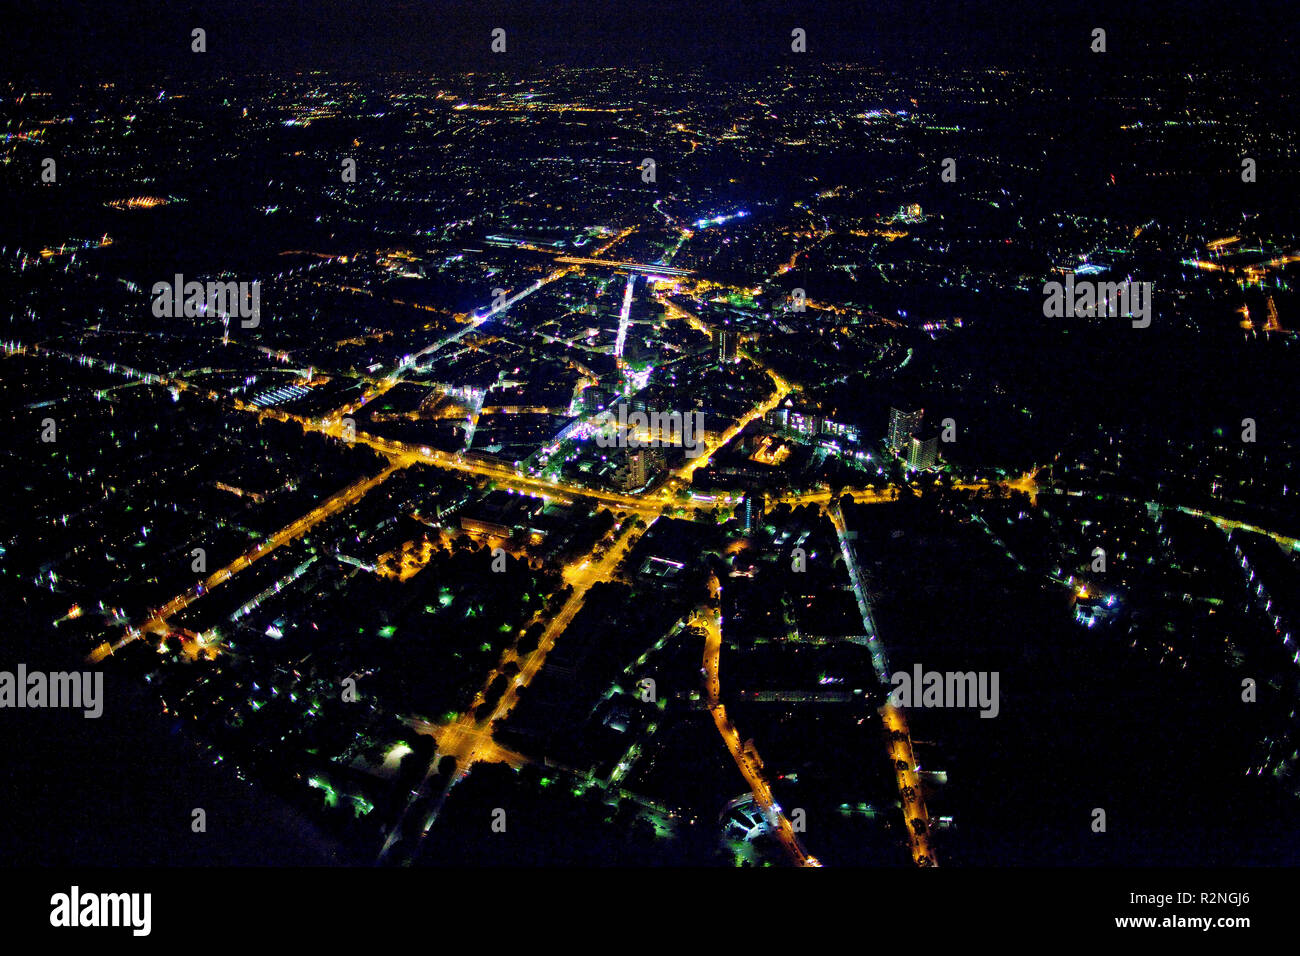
[4,0,1299,84]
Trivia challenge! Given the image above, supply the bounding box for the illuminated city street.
[3,5,1298,917]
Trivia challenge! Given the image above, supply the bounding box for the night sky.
[3,1,1297,81]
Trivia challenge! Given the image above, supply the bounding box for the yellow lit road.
[471,514,657,745]
[380,510,660,857]
[828,502,936,867]
[68,291,1002,869]
[699,574,819,867]
[770,471,1039,510]
[403,716,528,771]
[271,411,667,516]
[87,462,403,662]
[57,330,785,523]
[667,363,792,490]
[659,296,713,335]
[881,703,936,866]
[554,255,694,276]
